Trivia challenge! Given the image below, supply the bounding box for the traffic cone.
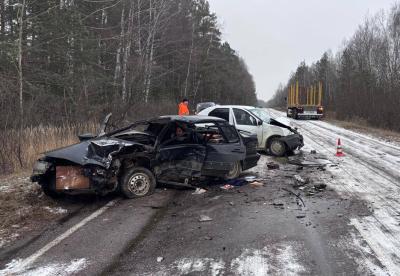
[335,138,345,157]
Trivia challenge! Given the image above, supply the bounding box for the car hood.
[269,117,297,134]
[44,138,145,168]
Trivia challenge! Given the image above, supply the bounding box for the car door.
[232,108,263,147]
[154,122,206,182]
[197,122,246,176]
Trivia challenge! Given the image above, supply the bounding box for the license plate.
[304,111,317,115]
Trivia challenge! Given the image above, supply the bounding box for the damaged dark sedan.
[31,115,260,198]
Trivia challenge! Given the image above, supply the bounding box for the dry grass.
[0,123,98,175]
[0,173,66,248]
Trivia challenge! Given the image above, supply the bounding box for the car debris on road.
[266,162,280,170]
[192,188,207,195]
[199,215,213,222]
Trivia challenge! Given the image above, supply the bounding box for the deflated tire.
[120,167,156,198]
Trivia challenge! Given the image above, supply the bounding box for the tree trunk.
[18,0,26,124]
[183,21,195,97]
[114,2,125,86]
[122,1,134,102]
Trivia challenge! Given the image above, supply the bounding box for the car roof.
[152,115,227,124]
[206,105,256,110]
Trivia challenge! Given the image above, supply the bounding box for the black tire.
[293,109,298,120]
[268,137,287,157]
[225,161,242,180]
[120,167,156,198]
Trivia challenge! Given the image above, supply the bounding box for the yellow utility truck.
[287,81,324,120]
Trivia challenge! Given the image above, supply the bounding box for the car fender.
[261,124,286,148]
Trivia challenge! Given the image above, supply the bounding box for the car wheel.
[293,109,298,120]
[268,138,287,157]
[225,161,242,180]
[120,167,156,198]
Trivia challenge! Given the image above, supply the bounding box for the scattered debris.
[157,257,164,263]
[266,162,280,170]
[199,215,213,222]
[289,159,326,168]
[244,176,257,181]
[229,201,234,206]
[192,188,207,195]
[271,202,284,206]
[293,174,308,186]
[220,184,234,190]
[310,150,317,154]
[228,179,248,187]
[282,188,306,208]
[204,236,213,240]
[296,215,306,219]
[337,213,343,217]
[314,184,327,190]
[43,206,68,215]
[249,181,264,187]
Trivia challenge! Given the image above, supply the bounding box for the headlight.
[32,160,51,175]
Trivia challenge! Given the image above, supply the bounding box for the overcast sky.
[208,0,396,101]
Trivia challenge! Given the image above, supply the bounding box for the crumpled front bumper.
[280,134,304,151]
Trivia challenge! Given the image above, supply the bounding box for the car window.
[209,108,230,122]
[194,123,227,144]
[233,108,257,126]
[248,108,270,123]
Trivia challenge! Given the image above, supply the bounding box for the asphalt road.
[1,113,399,275]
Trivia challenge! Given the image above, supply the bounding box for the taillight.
[317,106,324,114]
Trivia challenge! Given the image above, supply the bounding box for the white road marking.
[0,200,117,275]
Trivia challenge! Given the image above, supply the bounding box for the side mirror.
[78,133,96,141]
[257,120,263,126]
[98,113,112,136]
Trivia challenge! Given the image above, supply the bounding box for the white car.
[199,105,304,156]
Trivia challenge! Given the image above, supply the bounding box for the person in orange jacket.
[178,98,189,116]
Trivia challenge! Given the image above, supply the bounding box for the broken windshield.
[248,108,271,123]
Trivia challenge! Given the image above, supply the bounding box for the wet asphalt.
[0,154,384,275]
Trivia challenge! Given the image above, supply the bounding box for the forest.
[0,0,257,173]
[268,3,400,132]
[0,0,257,126]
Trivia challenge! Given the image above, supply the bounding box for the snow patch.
[43,206,68,215]
[347,231,388,276]
[175,258,222,275]
[350,218,399,276]
[231,248,268,275]
[0,231,20,249]
[143,243,305,276]
[0,258,88,276]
